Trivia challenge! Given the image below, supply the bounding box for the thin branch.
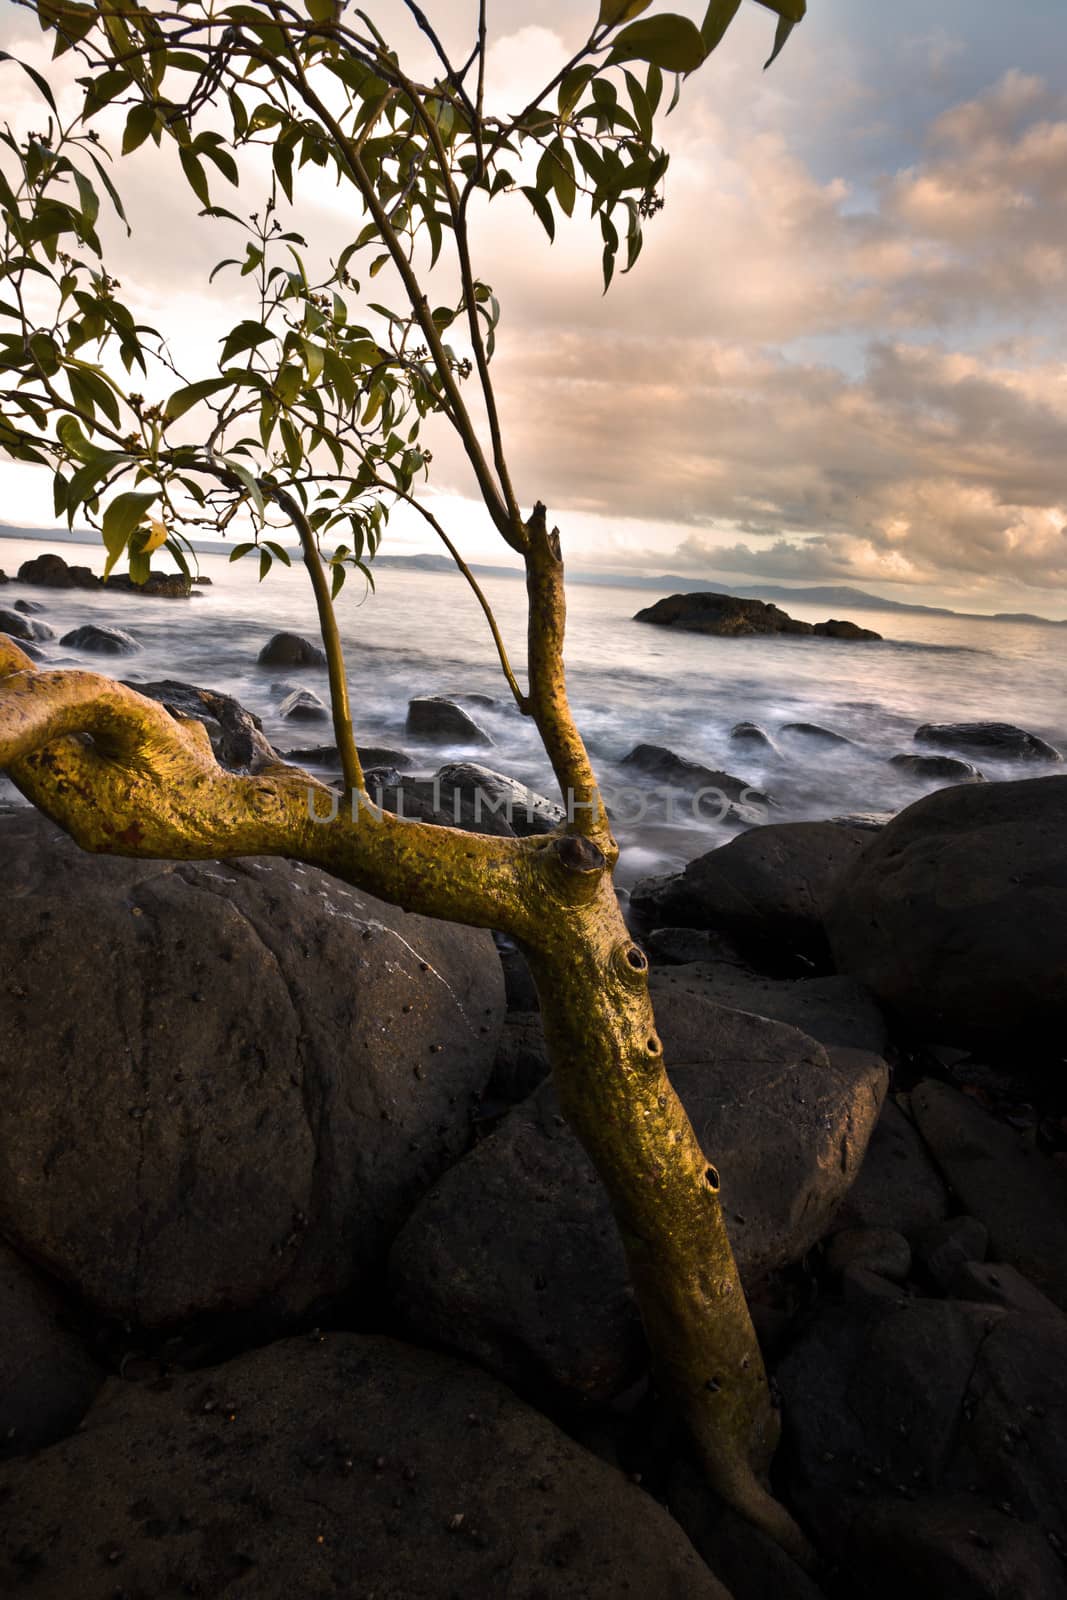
[393,489,529,714]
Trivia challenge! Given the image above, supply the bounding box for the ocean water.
[3,535,1065,887]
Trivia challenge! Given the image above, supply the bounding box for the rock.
[840,1263,911,1306]
[950,1260,1066,1319]
[777,1297,1067,1598]
[620,744,771,808]
[278,686,328,722]
[0,810,505,1331]
[651,961,889,1054]
[633,591,880,640]
[729,721,780,756]
[831,1100,950,1239]
[13,598,46,613]
[368,774,516,837]
[915,721,1063,764]
[0,568,6,582]
[913,1215,990,1293]
[890,752,986,783]
[0,607,55,643]
[645,927,752,967]
[434,761,564,836]
[910,1080,1067,1308]
[778,722,856,747]
[390,1001,886,1399]
[105,570,192,598]
[668,1465,826,1600]
[826,776,1067,1051]
[824,1227,911,1282]
[193,574,212,585]
[485,1011,550,1104]
[58,623,140,655]
[17,551,100,588]
[4,635,48,661]
[256,631,326,667]
[497,937,540,1013]
[0,1241,102,1461]
[631,821,873,971]
[406,696,493,747]
[0,1332,728,1600]
[124,679,280,771]
[284,742,413,770]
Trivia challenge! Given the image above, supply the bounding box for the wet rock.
[124,679,280,771]
[13,597,46,614]
[17,551,100,588]
[831,1100,950,1238]
[256,630,326,667]
[369,774,516,837]
[913,1215,989,1293]
[826,776,1067,1052]
[778,722,856,747]
[406,696,493,747]
[278,686,328,722]
[915,721,1062,764]
[434,761,564,836]
[58,622,140,655]
[0,810,505,1332]
[634,591,880,640]
[390,1002,886,1399]
[631,821,872,970]
[777,1297,1067,1598]
[105,570,192,598]
[283,742,413,769]
[0,1241,102,1461]
[0,607,55,643]
[824,1227,911,1282]
[889,752,986,783]
[729,721,781,756]
[0,1332,727,1600]
[910,1080,1067,1308]
[620,743,769,804]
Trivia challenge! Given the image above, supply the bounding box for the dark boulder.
[0,810,505,1332]
[830,1099,949,1239]
[915,720,1062,763]
[123,679,280,771]
[283,743,413,770]
[631,820,873,970]
[729,721,780,755]
[634,591,880,640]
[620,743,771,809]
[59,622,139,654]
[826,776,1067,1051]
[0,1242,102,1461]
[13,597,46,613]
[406,695,493,747]
[777,1297,1067,1599]
[910,1080,1067,1309]
[890,752,986,783]
[650,959,889,1054]
[390,1000,886,1399]
[778,721,856,747]
[17,551,100,588]
[278,686,328,722]
[105,570,192,598]
[0,1332,728,1600]
[257,631,327,667]
[0,607,55,643]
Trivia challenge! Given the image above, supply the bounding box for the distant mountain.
[3,523,1065,627]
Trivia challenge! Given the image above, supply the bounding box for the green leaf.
[179,148,210,207]
[608,14,707,73]
[330,561,346,598]
[228,541,256,562]
[258,548,272,582]
[221,455,265,515]
[219,320,273,365]
[764,11,798,68]
[165,375,233,421]
[102,489,156,578]
[521,185,555,241]
[122,102,157,155]
[0,51,59,114]
[598,0,653,24]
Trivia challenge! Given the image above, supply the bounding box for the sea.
[3,535,1065,889]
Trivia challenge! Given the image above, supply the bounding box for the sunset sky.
[1,0,1066,613]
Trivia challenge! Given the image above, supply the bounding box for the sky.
[1,0,1066,613]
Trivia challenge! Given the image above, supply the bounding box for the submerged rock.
[59,622,140,655]
[915,720,1062,763]
[0,607,55,643]
[890,752,986,783]
[778,721,856,747]
[0,1333,727,1600]
[634,591,881,640]
[256,630,326,667]
[729,720,780,755]
[278,686,328,722]
[826,775,1067,1051]
[0,810,504,1332]
[406,695,494,747]
[620,743,771,808]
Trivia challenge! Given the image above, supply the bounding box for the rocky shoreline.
[2,596,1067,1598]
